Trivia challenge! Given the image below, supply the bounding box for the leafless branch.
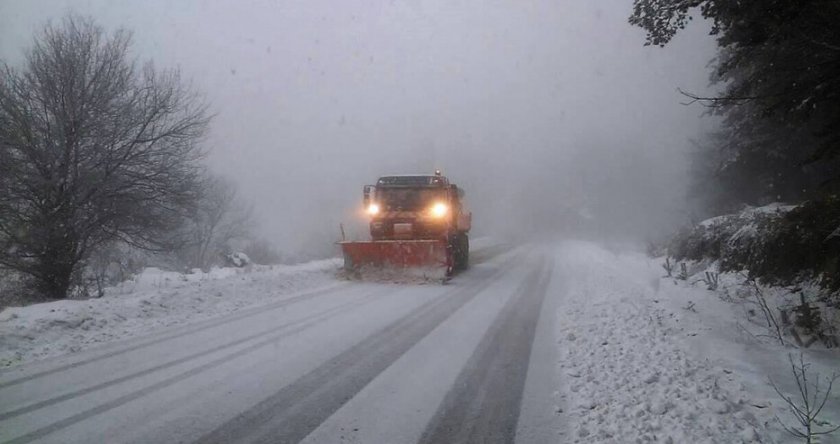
[677,87,761,107]
[0,14,209,298]
[770,353,840,443]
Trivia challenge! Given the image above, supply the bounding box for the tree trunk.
[34,227,78,300]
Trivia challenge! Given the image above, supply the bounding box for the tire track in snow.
[1,288,391,444]
[0,283,349,389]
[0,287,391,423]
[194,254,521,444]
[469,242,513,266]
[419,255,553,444]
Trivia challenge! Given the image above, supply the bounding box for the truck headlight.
[367,203,380,215]
[430,202,448,218]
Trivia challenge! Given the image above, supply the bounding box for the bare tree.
[0,15,210,299]
[179,174,254,270]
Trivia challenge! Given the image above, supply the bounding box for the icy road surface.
[0,246,564,444]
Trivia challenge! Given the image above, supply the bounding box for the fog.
[1,0,718,259]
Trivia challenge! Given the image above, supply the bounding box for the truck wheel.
[461,234,469,269]
[450,233,469,271]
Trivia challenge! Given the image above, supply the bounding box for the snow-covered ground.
[554,241,840,443]
[0,238,499,369]
[1,240,838,443]
[0,259,342,368]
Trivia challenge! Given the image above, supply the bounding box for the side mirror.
[363,185,374,206]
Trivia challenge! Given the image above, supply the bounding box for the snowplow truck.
[339,171,471,278]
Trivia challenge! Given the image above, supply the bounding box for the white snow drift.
[0,260,341,367]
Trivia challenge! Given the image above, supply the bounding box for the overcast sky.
[1,0,718,258]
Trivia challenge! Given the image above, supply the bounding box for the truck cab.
[364,173,471,242]
[344,170,470,274]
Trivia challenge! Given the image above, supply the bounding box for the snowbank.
[0,259,342,368]
[554,241,840,443]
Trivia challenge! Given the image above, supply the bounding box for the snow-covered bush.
[668,205,787,264]
[752,198,840,292]
[668,200,840,306]
[224,252,251,268]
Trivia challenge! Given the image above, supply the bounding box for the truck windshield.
[375,188,445,211]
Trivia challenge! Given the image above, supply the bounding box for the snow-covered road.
[0,245,564,444]
[2,241,837,443]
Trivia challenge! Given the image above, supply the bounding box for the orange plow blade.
[338,240,452,280]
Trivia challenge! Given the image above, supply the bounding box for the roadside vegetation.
[632,3,840,441]
[632,0,840,335]
[632,1,840,341]
[0,15,279,307]
[629,0,840,330]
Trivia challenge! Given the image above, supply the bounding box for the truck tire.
[451,233,469,271]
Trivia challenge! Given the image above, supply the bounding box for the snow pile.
[553,241,832,443]
[0,258,341,368]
